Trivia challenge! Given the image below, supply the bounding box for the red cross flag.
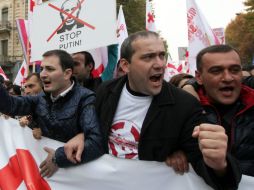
[146,0,157,32]
[164,56,184,82]
[0,66,8,81]
[13,60,28,86]
[29,0,117,62]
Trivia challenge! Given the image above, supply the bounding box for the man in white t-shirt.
[64,31,241,190]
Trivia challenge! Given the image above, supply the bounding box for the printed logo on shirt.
[108,120,140,159]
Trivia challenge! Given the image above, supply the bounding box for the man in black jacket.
[173,45,254,177]
[64,31,241,189]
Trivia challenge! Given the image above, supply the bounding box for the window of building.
[1,40,8,56]
[2,8,8,25]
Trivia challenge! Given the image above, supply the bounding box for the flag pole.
[26,37,30,76]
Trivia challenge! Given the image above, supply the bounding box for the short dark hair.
[169,73,194,88]
[120,31,161,63]
[242,64,254,71]
[42,49,74,71]
[196,44,241,71]
[73,51,95,70]
[26,73,43,88]
[9,84,21,96]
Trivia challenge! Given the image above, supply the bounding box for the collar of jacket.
[42,78,78,102]
[198,84,254,115]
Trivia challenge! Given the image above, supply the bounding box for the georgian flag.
[13,60,28,86]
[146,0,157,32]
[164,55,185,82]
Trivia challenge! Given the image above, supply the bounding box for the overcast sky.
[154,0,246,60]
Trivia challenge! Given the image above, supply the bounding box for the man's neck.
[126,80,148,97]
[51,80,73,98]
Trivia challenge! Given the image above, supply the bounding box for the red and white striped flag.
[0,66,9,81]
[16,19,30,64]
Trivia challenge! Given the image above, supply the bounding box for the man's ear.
[64,68,73,80]
[120,59,130,73]
[86,63,94,72]
[195,70,203,85]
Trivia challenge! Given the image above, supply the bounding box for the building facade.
[0,0,28,81]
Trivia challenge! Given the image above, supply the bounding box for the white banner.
[0,117,253,190]
[186,0,220,75]
[30,0,117,61]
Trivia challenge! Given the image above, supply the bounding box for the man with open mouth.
[171,44,254,178]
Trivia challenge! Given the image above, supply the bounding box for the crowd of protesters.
[1,30,254,190]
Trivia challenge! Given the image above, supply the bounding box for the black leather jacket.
[198,85,254,176]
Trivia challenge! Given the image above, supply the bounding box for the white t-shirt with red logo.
[108,84,152,159]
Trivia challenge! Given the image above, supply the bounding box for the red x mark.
[147,12,154,23]
[47,0,95,42]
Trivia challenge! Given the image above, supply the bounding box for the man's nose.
[222,70,234,82]
[154,60,166,69]
[40,69,47,78]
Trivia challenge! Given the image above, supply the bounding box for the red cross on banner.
[147,12,154,23]
[0,149,50,190]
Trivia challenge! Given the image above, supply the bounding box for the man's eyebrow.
[43,65,54,68]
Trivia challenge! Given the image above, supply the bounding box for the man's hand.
[64,133,85,164]
[165,150,189,175]
[40,147,58,178]
[3,114,10,119]
[19,116,29,127]
[192,124,228,175]
[33,127,42,139]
